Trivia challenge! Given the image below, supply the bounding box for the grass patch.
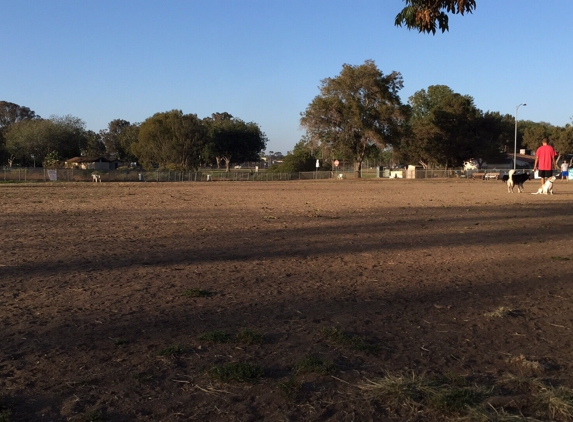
[157,345,185,357]
[236,328,265,345]
[484,306,516,318]
[208,362,264,383]
[132,372,153,383]
[321,327,379,354]
[183,288,213,298]
[0,409,11,422]
[294,354,336,375]
[199,330,231,343]
[279,377,300,401]
[360,372,490,418]
[551,256,571,261]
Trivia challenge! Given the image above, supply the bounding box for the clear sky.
[2,1,572,154]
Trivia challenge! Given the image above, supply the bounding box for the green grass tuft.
[199,330,231,343]
[294,354,336,375]
[157,345,185,357]
[208,362,264,383]
[321,326,379,354]
[183,288,214,298]
[236,328,265,345]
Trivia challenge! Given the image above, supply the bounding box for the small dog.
[502,170,530,193]
[532,176,556,195]
[337,173,344,180]
[91,173,101,182]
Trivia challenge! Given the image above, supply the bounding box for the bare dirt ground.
[2,178,573,421]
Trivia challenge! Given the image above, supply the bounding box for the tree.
[203,113,268,172]
[398,85,505,168]
[132,110,206,170]
[83,130,106,158]
[4,115,86,166]
[395,0,477,34]
[100,119,139,161]
[269,139,317,173]
[0,101,40,165]
[300,60,410,178]
[0,101,39,130]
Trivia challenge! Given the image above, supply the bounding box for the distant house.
[64,157,122,170]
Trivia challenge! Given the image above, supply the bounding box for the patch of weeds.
[199,330,231,343]
[321,326,379,354]
[78,409,106,422]
[359,372,432,413]
[551,256,571,261]
[536,385,573,421]
[360,372,493,419]
[157,345,185,357]
[294,354,336,375]
[236,328,264,345]
[484,306,519,318]
[183,288,213,298]
[111,337,129,346]
[427,385,489,414]
[208,362,264,383]
[279,377,301,401]
[0,408,12,422]
[506,355,543,371]
[132,372,153,383]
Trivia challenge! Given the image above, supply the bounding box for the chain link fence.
[2,167,496,183]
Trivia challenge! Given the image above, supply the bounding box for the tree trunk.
[224,158,230,172]
[354,160,362,178]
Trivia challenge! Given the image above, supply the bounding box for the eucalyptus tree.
[395,0,476,34]
[300,60,410,178]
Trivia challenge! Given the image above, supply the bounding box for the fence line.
[1,167,510,183]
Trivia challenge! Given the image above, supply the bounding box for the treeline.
[0,103,267,171]
[278,60,573,176]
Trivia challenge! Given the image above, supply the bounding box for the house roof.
[66,156,112,163]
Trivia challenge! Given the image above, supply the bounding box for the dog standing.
[502,169,530,193]
[91,173,101,182]
[532,176,556,195]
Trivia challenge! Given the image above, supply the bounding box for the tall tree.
[203,113,267,172]
[0,101,40,165]
[132,110,206,170]
[395,0,477,34]
[300,60,410,177]
[398,85,505,168]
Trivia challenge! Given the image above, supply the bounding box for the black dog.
[502,170,530,193]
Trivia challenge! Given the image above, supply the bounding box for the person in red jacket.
[533,138,558,188]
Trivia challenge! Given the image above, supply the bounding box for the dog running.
[502,169,530,193]
[532,175,556,195]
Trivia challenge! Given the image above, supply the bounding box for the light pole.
[514,103,526,171]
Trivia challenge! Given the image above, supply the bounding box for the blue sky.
[2,1,572,154]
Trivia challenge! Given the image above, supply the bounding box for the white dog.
[532,176,556,195]
[91,173,101,182]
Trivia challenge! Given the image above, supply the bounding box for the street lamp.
[514,103,526,171]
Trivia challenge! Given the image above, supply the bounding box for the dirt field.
[2,178,573,421]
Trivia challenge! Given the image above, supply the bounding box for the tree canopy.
[300,60,410,177]
[396,85,507,168]
[395,0,476,34]
[203,113,267,172]
[132,110,206,170]
[4,115,86,167]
